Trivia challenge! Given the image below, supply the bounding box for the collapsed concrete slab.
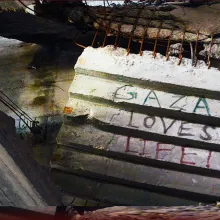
[64,98,220,148]
[51,168,198,206]
[69,74,220,120]
[56,124,220,173]
[74,46,220,94]
[52,46,220,204]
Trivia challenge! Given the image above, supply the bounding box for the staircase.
[50,45,220,205]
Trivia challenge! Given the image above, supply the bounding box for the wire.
[0,91,41,132]
[17,0,36,14]
[0,91,33,121]
[189,42,194,66]
[106,0,111,7]
[74,31,87,49]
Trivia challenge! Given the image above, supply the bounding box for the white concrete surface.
[57,123,220,171]
[65,98,220,145]
[25,4,35,15]
[69,74,218,118]
[58,45,220,174]
[75,46,220,92]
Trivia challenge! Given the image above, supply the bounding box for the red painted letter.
[125,137,138,153]
[180,147,196,166]
[206,151,212,168]
[156,143,174,160]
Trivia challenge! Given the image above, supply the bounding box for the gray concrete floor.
[0,37,109,206]
[0,37,79,167]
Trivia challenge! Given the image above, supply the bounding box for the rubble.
[51,46,220,204]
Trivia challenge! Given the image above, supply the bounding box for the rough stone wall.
[52,46,220,204]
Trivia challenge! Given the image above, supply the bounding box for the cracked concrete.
[53,45,220,205]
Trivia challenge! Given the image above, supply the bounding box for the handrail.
[0,91,42,134]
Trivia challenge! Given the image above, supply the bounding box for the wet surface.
[0,37,83,166]
[0,37,112,206]
[0,37,211,206]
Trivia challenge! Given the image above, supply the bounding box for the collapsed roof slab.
[52,46,220,204]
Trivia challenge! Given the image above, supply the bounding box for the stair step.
[62,98,220,152]
[56,123,220,173]
[51,167,204,205]
[53,46,220,205]
[51,144,220,202]
[75,46,220,100]
[68,74,220,126]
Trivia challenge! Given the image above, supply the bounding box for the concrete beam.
[63,98,220,151]
[69,74,220,126]
[56,124,220,173]
[75,47,220,95]
[51,169,200,205]
[51,145,220,200]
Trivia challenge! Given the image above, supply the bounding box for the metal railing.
[0,90,42,135]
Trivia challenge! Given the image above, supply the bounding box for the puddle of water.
[0,38,80,157]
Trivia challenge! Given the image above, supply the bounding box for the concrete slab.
[63,98,220,150]
[51,147,220,200]
[51,169,200,205]
[54,45,220,204]
[75,46,220,93]
[69,74,220,120]
[56,124,220,172]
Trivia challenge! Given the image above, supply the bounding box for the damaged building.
[1,0,220,218]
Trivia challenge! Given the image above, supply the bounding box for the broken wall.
[0,110,61,206]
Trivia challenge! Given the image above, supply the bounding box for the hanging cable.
[17,0,36,13]
[189,42,194,66]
